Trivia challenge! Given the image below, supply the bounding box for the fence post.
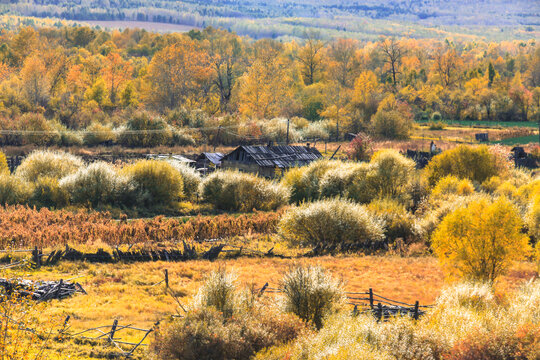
[109,319,118,343]
[413,301,419,320]
[377,302,383,321]
[32,246,41,267]
[369,288,374,310]
[164,269,169,288]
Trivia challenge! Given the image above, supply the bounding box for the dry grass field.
[4,255,536,359]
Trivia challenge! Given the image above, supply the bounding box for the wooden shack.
[221,145,322,178]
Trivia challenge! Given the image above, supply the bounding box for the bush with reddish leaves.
[445,325,540,360]
[346,132,373,161]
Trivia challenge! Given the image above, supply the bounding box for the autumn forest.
[0,25,537,148]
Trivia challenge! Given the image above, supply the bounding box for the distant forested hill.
[0,0,538,40]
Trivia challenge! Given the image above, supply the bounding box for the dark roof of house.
[197,152,224,165]
[223,145,322,168]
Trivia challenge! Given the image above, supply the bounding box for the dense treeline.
[0,25,538,147]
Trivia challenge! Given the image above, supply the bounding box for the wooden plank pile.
[0,278,86,301]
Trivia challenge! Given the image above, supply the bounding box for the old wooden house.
[221,145,322,178]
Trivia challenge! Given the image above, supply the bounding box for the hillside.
[1,0,538,40]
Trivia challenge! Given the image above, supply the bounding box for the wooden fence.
[260,284,432,321]
[2,243,285,268]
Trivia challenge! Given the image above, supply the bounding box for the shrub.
[117,111,172,147]
[445,325,540,360]
[432,197,530,282]
[59,162,123,207]
[0,288,56,359]
[319,150,417,205]
[0,151,8,174]
[301,120,330,141]
[371,109,412,139]
[432,175,475,197]
[150,308,304,360]
[516,178,540,207]
[278,198,385,248]
[18,113,61,145]
[170,127,196,146]
[507,279,540,326]
[367,199,420,243]
[425,145,507,186]
[121,160,183,207]
[194,269,238,317]
[83,122,116,146]
[417,194,481,242]
[15,150,83,182]
[201,171,289,212]
[0,173,31,205]
[280,266,344,329]
[59,130,83,146]
[364,150,416,202]
[435,282,496,312]
[431,111,442,121]
[428,121,446,130]
[282,160,343,203]
[259,313,387,360]
[536,243,540,273]
[527,193,540,242]
[378,318,446,360]
[495,181,518,199]
[31,176,69,208]
[260,118,301,143]
[167,161,201,201]
[319,163,366,199]
[346,133,373,161]
[370,95,413,139]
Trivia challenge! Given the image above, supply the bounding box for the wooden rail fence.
[259,284,432,321]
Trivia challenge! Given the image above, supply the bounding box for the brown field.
[5,255,536,359]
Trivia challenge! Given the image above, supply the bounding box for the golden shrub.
[278,198,385,248]
[0,173,32,205]
[425,145,507,186]
[432,175,474,198]
[432,197,530,282]
[202,170,289,211]
[121,159,184,206]
[0,151,8,174]
[15,150,83,182]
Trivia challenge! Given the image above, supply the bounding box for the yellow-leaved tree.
[432,196,530,282]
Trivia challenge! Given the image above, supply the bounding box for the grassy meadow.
[3,256,537,359]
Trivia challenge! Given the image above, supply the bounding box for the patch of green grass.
[417,119,538,129]
[493,134,540,145]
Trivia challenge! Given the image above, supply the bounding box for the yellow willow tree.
[20,54,50,107]
[147,38,213,110]
[350,70,380,128]
[101,52,132,105]
[432,196,530,282]
[236,53,293,119]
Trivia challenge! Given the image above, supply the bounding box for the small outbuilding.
[195,152,224,174]
[221,144,323,178]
